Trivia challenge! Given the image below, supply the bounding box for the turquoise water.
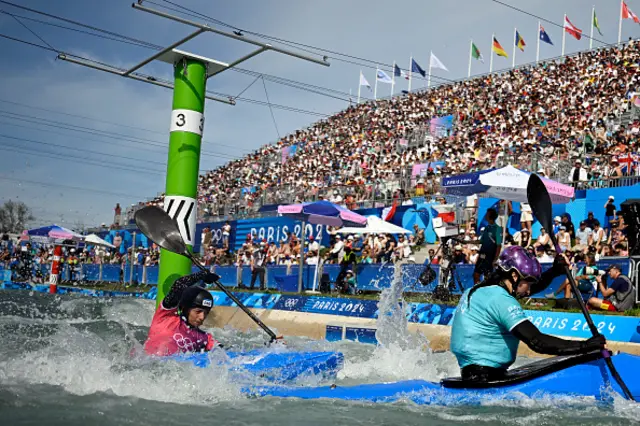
[0,290,638,425]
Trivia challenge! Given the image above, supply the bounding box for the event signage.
[235,216,329,250]
[2,282,638,344]
[194,220,235,253]
[208,291,640,344]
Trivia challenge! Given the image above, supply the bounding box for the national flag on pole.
[359,72,371,90]
[429,52,449,71]
[411,58,426,77]
[471,42,484,62]
[394,63,409,80]
[593,9,603,35]
[515,30,526,51]
[492,36,509,57]
[622,1,640,23]
[384,199,398,222]
[564,15,583,40]
[430,204,456,223]
[376,69,393,84]
[539,25,554,45]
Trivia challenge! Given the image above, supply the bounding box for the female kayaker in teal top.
[451,246,606,382]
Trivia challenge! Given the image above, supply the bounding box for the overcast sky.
[0,0,637,228]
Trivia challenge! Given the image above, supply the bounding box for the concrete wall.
[206,305,640,357]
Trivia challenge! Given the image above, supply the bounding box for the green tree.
[0,201,35,233]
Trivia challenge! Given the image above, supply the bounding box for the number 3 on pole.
[170,109,204,136]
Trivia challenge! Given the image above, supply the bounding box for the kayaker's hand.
[267,335,287,346]
[582,334,607,352]
[203,272,221,284]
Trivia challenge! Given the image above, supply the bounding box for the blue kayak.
[248,351,640,404]
[169,350,344,383]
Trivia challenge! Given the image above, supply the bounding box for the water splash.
[339,262,455,383]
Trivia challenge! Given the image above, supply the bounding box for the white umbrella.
[441,165,574,204]
[336,216,413,235]
[84,233,115,248]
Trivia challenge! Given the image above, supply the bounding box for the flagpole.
[619,0,624,45]
[408,55,413,93]
[391,61,396,97]
[349,88,352,107]
[562,13,566,57]
[536,21,541,63]
[489,33,494,73]
[374,65,379,101]
[590,5,595,50]
[357,70,361,104]
[468,39,472,78]
[512,27,516,68]
[428,51,432,88]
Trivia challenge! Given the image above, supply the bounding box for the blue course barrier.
[102,265,122,283]
[356,264,395,291]
[215,266,237,287]
[5,256,630,298]
[83,264,101,282]
[267,266,288,289]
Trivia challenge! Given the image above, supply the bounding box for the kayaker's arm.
[512,320,606,355]
[162,271,219,310]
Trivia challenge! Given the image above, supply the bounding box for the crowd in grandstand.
[123,39,640,221]
[5,39,640,305]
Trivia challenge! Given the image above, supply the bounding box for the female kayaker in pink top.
[144,270,221,356]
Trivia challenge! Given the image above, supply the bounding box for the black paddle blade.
[134,205,188,257]
[527,174,559,249]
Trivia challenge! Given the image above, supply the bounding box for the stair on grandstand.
[412,244,435,265]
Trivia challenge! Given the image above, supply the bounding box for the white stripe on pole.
[408,55,413,93]
[562,13,567,57]
[468,39,473,78]
[536,21,541,63]
[374,65,379,100]
[618,0,624,45]
[512,27,517,68]
[489,33,494,73]
[391,61,396,97]
[409,55,413,93]
[357,70,362,104]
[427,51,432,88]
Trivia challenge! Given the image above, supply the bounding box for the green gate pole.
[156,58,207,307]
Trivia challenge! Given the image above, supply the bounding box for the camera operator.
[473,208,502,284]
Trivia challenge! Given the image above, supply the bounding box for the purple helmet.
[498,246,542,282]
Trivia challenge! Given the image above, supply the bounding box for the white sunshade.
[84,233,115,248]
[336,216,413,235]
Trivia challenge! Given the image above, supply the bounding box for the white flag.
[359,72,371,89]
[376,69,393,84]
[429,52,449,71]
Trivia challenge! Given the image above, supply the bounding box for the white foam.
[0,323,242,406]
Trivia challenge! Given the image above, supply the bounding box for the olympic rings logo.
[284,298,299,309]
[173,333,196,352]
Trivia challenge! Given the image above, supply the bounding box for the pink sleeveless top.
[143,305,215,356]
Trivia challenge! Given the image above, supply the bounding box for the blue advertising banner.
[208,291,640,344]
[235,216,329,251]
[1,283,638,344]
[300,296,379,318]
[99,230,149,254]
[194,220,236,253]
[345,326,378,344]
[273,295,309,311]
[211,291,281,310]
[524,310,640,343]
